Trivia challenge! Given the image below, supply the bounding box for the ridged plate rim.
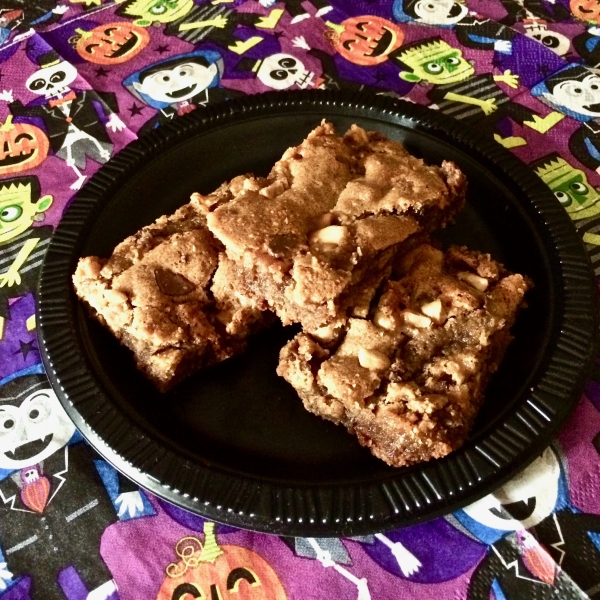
[37,90,598,536]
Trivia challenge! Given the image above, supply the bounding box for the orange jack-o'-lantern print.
[0,115,49,176]
[570,0,600,22]
[157,522,287,600]
[75,22,150,65]
[333,16,405,66]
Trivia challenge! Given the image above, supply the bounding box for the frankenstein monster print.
[532,154,600,270]
[533,154,600,221]
[0,176,52,296]
[397,38,563,147]
[116,0,194,27]
[396,37,475,84]
[117,0,282,55]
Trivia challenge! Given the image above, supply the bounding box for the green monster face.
[125,0,194,26]
[0,183,52,244]
[399,40,474,85]
[534,156,600,220]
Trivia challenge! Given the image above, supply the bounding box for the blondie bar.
[73,185,267,391]
[277,243,530,467]
[207,122,466,334]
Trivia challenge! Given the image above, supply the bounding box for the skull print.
[25,60,78,98]
[257,53,314,90]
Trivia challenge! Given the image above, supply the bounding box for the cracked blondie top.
[73,121,522,471]
[73,188,268,392]
[277,243,530,467]
[206,121,466,334]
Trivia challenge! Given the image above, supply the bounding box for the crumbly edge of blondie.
[277,243,531,467]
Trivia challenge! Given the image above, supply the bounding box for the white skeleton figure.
[22,60,124,190]
[374,533,423,576]
[303,534,422,599]
[25,60,78,100]
[256,53,314,90]
[307,538,371,600]
[523,20,570,56]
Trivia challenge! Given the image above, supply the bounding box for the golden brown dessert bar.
[74,123,468,399]
[73,187,268,392]
[277,243,530,467]
[206,122,466,335]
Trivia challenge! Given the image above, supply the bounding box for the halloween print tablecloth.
[1,0,600,598]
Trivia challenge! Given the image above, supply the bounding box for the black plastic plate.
[37,91,598,536]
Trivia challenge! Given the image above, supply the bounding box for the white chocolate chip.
[242,177,262,192]
[387,382,419,403]
[402,310,432,329]
[421,299,444,323]
[104,289,128,304]
[259,180,286,198]
[315,213,334,229]
[457,271,489,292]
[309,225,349,247]
[373,309,397,331]
[358,348,391,371]
[444,360,466,385]
[311,321,344,343]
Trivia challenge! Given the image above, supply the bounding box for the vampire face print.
[393,0,469,26]
[123,50,229,134]
[453,443,600,599]
[531,65,600,176]
[0,373,76,470]
[545,68,600,118]
[532,64,600,120]
[126,51,223,109]
[463,447,561,531]
[133,59,218,103]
